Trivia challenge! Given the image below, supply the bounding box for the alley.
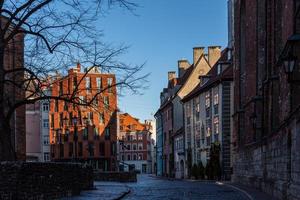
[70,175,250,200]
[124,175,249,200]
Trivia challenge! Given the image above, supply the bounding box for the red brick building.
[50,64,118,171]
[232,0,300,199]
[118,113,153,173]
[3,29,26,160]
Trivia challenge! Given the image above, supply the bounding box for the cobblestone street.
[124,175,249,200]
[70,174,253,200]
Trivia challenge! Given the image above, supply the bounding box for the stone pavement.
[63,181,130,200]
[66,174,278,200]
[227,183,279,200]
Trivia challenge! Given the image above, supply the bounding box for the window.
[195,100,200,121]
[43,119,49,128]
[99,142,105,156]
[104,96,109,109]
[55,99,59,112]
[138,143,143,150]
[64,129,69,142]
[43,103,49,111]
[127,154,131,161]
[201,124,205,144]
[59,81,63,95]
[187,116,191,125]
[96,77,102,91]
[213,91,219,105]
[133,154,137,160]
[213,117,219,134]
[213,90,219,115]
[205,93,210,108]
[44,135,49,145]
[73,77,77,90]
[44,153,50,161]
[138,154,143,160]
[64,101,68,111]
[105,127,110,140]
[206,127,211,146]
[87,112,93,125]
[85,77,91,92]
[132,134,136,140]
[94,98,98,106]
[69,112,73,126]
[138,134,143,141]
[51,114,54,128]
[127,144,131,150]
[107,78,113,93]
[94,128,99,139]
[99,113,104,124]
[133,144,137,150]
[59,113,63,127]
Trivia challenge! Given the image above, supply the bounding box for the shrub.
[191,164,199,179]
[197,161,205,179]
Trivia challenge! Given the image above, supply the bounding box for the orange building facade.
[49,64,118,171]
[118,113,153,173]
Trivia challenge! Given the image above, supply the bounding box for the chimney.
[178,59,190,77]
[168,71,176,81]
[208,46,221,66]
[76,62,81,72]
[193,47,205,65]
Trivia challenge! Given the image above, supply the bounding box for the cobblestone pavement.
[123,175,250,200]
[64,181,130,200]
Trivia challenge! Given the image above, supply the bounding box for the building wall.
[162,105,173,176]
[3,32,26,160]
[26,102,42,161]
[49,66,118,171]
[232,0,300,199]
[118,113,153,173]
[155,113,164,176]
[174,133,184,179]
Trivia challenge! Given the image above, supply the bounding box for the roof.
[182,48,233,103]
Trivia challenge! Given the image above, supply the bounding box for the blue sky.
[97,0,228,121]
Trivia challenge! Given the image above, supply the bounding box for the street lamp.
[283,53,297,82]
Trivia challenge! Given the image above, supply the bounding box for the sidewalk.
[222,182,279,200]
[63,181,130,200]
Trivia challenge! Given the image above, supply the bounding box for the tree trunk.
[0,35,16,161]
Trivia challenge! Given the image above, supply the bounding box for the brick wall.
[94,171,137,182]
[232,1,300,199]
[0,162,94,200]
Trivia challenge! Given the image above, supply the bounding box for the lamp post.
[283,52,297,83]
[72,115,78,161]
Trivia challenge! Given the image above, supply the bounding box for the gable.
[177,56,210,99]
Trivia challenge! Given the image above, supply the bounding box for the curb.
[113,189,131,200]
[216,182,254,200]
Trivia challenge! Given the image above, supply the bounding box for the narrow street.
[71,175,250,200]
[124,175,249,200]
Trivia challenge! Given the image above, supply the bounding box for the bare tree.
[0,0,148,161]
